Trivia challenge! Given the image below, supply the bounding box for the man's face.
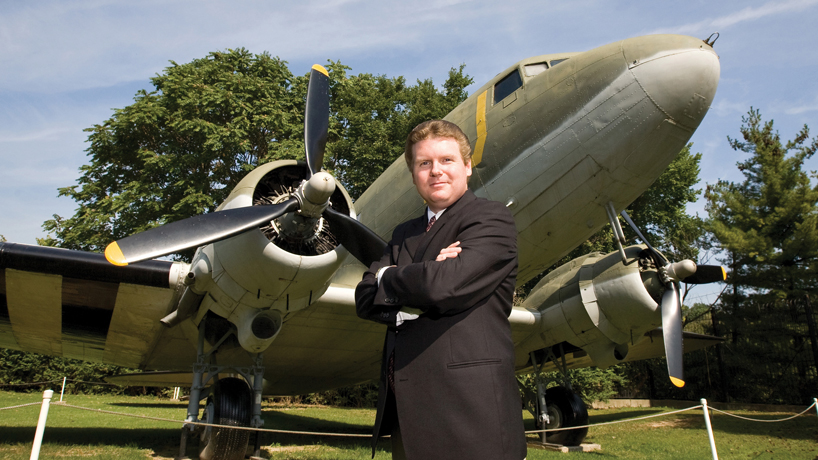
[411,137,472,213]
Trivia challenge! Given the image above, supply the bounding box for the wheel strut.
[177,318,267,460]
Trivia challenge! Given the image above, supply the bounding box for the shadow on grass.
[0,426,182,458]
[108,402,189,409]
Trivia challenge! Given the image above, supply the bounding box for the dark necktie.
[426,215,436,232]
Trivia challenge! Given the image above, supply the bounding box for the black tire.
[199,377,252,460]
[542,386,588,446]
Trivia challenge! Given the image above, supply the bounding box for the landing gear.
[199,378,253,460]
[542,386,588,446]
[178,315,266,460]
[521,347,589,447]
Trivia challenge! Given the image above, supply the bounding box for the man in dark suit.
[356,120,527,459]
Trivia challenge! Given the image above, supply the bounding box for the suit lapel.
[400,216,427,263]
[412,191,477,262]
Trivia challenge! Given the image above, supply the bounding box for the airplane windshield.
[524,63,548,77]
[494,70,523,104]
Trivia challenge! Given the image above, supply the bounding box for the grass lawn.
[0,390,816,459]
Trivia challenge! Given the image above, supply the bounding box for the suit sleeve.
[355,225,403,326]
[377,201,516,316]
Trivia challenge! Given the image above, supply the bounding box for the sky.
[1,0,817,305]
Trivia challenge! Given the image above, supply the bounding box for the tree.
[706,108,818,301]
[40,50,472,254]
[703,108,818,404]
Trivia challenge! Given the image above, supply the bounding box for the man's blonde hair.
[404,120,472,170]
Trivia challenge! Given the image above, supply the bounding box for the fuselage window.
[524,63,548,77]
[550,58,568,67]
[494,70,523,104]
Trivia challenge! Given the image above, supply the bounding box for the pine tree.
[706,108,818,301]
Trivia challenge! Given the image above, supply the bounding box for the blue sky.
[1,0,817,303]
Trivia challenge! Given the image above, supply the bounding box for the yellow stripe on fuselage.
[473,90,488,166]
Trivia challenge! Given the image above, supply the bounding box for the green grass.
[0,390,816,459]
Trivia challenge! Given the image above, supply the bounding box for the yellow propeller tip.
[720,266,727,281]
[670,377,685,388]
[105,242,128,266]
[311,64,329,77]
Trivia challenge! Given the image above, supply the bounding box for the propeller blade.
[683,264,726,284]
[105,198,299,266]
[322,207,387,267]
[305,64,330,178]
[661,283,685,388]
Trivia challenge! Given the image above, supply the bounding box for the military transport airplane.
[0,33,724,457]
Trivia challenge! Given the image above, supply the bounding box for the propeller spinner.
[105,64,386,268]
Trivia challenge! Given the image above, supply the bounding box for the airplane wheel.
[542,386,588,446]
[199,377,252,460]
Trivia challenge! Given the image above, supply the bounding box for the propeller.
[304,64,329,179]
[106,64,387,268]
[619,210,725,388]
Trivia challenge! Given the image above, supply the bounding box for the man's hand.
[436,241,462,261]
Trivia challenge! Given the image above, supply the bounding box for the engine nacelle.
[520,245,666,368]
[176,160,356,353]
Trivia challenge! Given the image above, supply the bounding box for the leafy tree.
[40,50,471,254]
[705,108,818,301]
[0,349,154,395]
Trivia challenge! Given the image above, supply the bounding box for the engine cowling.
[176,160,355,353]
[520,245,666,369]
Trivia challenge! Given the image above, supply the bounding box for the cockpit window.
[550,58,568,67]
[524,63,548,77]
[494,70,523,104]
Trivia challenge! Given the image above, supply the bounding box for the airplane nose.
[625,36,720,132]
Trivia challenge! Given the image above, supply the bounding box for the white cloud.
[0,127,71,143]
[647,0,818,36]
[783,95,818,114]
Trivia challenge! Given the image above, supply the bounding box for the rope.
[0,378,121,389]
[0,380,62,388]
[708,400,818,423]
[7,393,816,439]
[54,402,373,438]
[0,402,41,411]
[525,404,703,433]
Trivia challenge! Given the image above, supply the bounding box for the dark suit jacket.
[356,190,527,460]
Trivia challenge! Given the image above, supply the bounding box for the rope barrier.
[525,404,704,433]
[53,402,373,438]
[0,380,62,388]
[0,378,120,389]
[0,401,41,411]
[708,400,818,423]
[4,390,816,443]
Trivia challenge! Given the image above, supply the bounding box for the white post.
[814,398,817,417]
[59,377,66,402]
[700,398,718,460]
[30,389,54,460]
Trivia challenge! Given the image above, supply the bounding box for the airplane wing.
[0,242,190,368]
